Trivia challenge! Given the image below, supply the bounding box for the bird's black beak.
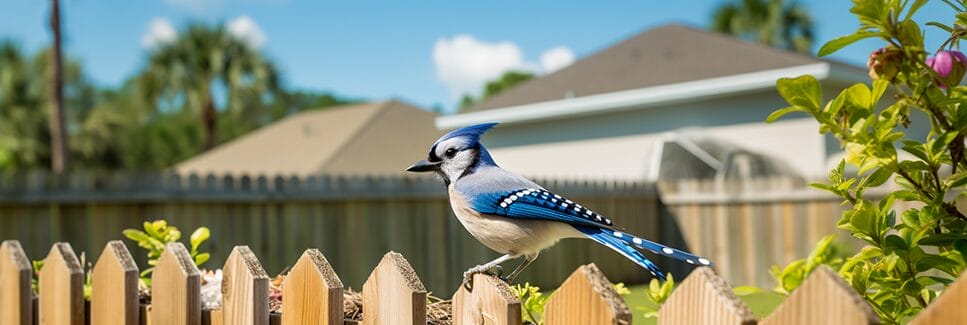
[406,159,441,172]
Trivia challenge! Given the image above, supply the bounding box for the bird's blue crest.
[435,122,499,146]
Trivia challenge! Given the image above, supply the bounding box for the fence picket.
[214,246,269,325]
[39,242,84,325]
[0,240,33,325]
[281,249,344,325]
[451,273,520,325]
[544,263,631,325]
[760,266,878,325]
[658,267,755,325]
[91,240,139,325]
[151,242,201,325]
[907,270,967,324]
[361,252,427,325]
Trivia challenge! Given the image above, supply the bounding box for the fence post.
[151,242,201,325]
[910,269,967,324]
[659,267,755,325]
[39,242,84,325]
[0,240,32,325]
[282,249,343,325]
[213,246,269,325]
[91,240,139,325]
[545,263,631,325]
[451,273,520,325]
[361,252,426,325]
[761,266,878,325]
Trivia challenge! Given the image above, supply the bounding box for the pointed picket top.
[151,242,201,325]
[452,273,521,325]
[761,266,878,325]
[0,240,33,325]
[361,251,427,325]
[39,242,85,325]
[545,263,631,325]
[659,267,755,325]
[221,246,270,325]
[909,269,967,324]
[91,241,139,325]
[282,249,344,325]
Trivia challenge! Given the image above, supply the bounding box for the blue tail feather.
[611,230,713,267]
[575,226,666,280]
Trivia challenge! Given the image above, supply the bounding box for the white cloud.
[141,18,177,48]
[227,16,267,49]
[433,35,576,99]
[540,46,575,73]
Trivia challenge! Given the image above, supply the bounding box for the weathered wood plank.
[452,273,520,325]
[282,249,343,325]
[91,240,140,325]
[39,242,84,325]
[659,267,755,325]
[0,240,33,325]
[761,266,878,325]
[151,242,201,325]
[361,252,426,325]
[545,263,630,325]
[220,246,269,325]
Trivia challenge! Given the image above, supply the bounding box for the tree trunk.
[48,0,69,173]
[201,92,217,151]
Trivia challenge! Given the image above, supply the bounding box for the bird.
[406,122,710,287]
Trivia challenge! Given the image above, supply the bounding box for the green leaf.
[776,75,822,111]
[194,253,210,266]
[884,234,908,252]
[123,229,149,242]
[766,106,808,123]
[926,21,954,33]
[844,84,872,111]
[919,233,967,246]
[871,79,889,106]
[861,167,893,188]
[818,32,881,57]
[190,227,210,252]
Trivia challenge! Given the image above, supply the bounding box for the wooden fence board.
[91,240,139,325]
[38,242,84,325]
[0,240,33,325]
[760,266,878,325]
[282,249,343,325]
[908,269,967,324]
[361,252,426,325]
[220,246,270,325]
[658,267,755,325]
[451,273,520,325]
[544,263,631,325]
[151,242,201,325]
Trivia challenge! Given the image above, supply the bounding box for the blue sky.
[0,1,957,113]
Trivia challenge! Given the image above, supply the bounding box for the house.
[437,24,921,181]
[174,101,442,176]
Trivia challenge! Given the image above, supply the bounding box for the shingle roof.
[173,101,442,176]
[464,24,862,112]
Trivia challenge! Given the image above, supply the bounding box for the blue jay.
[407,123,710,285]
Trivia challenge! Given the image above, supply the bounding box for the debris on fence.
[91,240,138,325]
[39,242,84,325]
[659,266,755,325]
[545,263,631,325]
[0,240,32,325]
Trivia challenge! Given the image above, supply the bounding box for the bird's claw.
[462,265,503,291]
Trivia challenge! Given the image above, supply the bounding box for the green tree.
[712,0,815,53]
[142,23,280,151]
[459,70,534,110]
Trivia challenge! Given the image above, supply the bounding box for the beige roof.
[174,101,442,176]
[465,24,864,112]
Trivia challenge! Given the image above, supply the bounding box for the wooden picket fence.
[0,240,632,325]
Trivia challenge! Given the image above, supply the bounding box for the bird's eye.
[445,148,458,158]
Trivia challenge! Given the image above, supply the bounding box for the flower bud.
[927,50,967,89]
[867,47,901,81]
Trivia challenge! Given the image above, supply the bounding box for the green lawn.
[622,284,785,324]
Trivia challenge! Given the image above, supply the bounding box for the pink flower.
[927,50,967,88]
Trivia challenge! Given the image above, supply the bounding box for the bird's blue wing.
[470,188,617,229]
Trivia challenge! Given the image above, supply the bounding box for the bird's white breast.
[448,187,582,256]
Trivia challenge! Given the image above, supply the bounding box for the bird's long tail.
[575,226,713,281]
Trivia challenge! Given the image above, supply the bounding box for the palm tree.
[711,0,815,54]
[48,0,69,172]
[142,23,279,151]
